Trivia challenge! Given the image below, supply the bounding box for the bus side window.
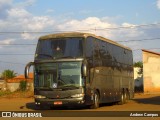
[86,37,94,59]
[86,37,94,84]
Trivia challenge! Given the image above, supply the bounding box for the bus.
[25,32,134,109]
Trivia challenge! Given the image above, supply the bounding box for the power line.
[0,22,160,34]
[0,37,160,46]
[0,31,52,34]
[133,48,160,51]
[0,44,36,46]
[0,54,34,55]
[91,23,160,30]
[117,37,160,42]
[0,61,25,65]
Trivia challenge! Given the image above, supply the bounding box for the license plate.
[54,101,62,105]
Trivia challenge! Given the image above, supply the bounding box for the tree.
[134,61,143,68]
[134,61,143,74]
[1,69,17,80]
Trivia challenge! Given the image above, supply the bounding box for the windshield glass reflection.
[34,62,83,89]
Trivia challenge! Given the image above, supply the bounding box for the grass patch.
[0,90,12,97]
[0,90,34,98]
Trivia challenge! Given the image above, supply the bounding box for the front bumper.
[35,97,85,107]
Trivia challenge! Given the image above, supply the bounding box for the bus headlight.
[71,94,84,98]
[34,95,46,99]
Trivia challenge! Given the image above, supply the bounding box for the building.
[6,73,33,92]
[142,49,160,93]
[7,73,33,83]
[0,78,5,90]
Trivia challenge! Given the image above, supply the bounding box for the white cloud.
[83,17,112,28]
[122,23,136,27]
[0,3,144,45]
[0,39,14,44]
[14,0,36,8]
[57,17,146,53]
[7,8,31,18]
[0,0,12,8]
[58,17,111,31]
[19,15,55,40]
[57,17,144,40]
[120,23,144,38]
[21,33,37,40]
[17,16,54,40]
[26,16,55,31]
[157,0,160,9]
[1,6,55,40]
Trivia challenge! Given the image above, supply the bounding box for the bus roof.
[39,32,132,51]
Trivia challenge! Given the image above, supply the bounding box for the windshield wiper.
[37,53,54,59]
[35,87,62,91]
[57,56,76,59]
[59,85,79,90]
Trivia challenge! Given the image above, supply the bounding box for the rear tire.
[123,90,127,103]
[118,92,124,105]
[90,91,99,109]
[126,90,129,102]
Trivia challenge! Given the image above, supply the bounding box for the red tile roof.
[7,73,33,83]
[14,73,33,79]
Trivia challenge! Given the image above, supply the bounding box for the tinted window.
[124,49,133,65]
[36,37,83,59]
[106,43,113,61]
[35,62,83,88]
[86,37,94,58]
[128,51,133,65]
[112,45,124,63]
[99,40,107,59]
[93,38,100,59]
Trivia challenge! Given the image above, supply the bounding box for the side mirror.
[82,61,88,77]
[24,62,34,79]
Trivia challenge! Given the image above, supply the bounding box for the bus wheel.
[123,91,127,103]
[90,91,99,109]
[118,92,124,105]
[125,90,129,103]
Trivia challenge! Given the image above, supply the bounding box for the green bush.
[0,90,12,96]
[19,80,27,91]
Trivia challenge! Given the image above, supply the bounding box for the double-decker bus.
[25,32,134,109]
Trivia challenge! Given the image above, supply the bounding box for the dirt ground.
[0,93,159,119]
[0,93,160,111]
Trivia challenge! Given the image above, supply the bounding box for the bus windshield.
[34,62,83,89]
[35,37,83,60]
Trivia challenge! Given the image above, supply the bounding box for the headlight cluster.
[34,95,46,99]
[71,93,84,98]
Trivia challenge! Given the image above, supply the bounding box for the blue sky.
[17,0,160,23]
[0,0,160,74]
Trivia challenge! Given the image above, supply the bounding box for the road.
[0,94,160,111]
[0,94,160,119]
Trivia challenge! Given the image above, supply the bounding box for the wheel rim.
[121,93,124,102]
[124,91,127,103]
[95,93,99,108]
